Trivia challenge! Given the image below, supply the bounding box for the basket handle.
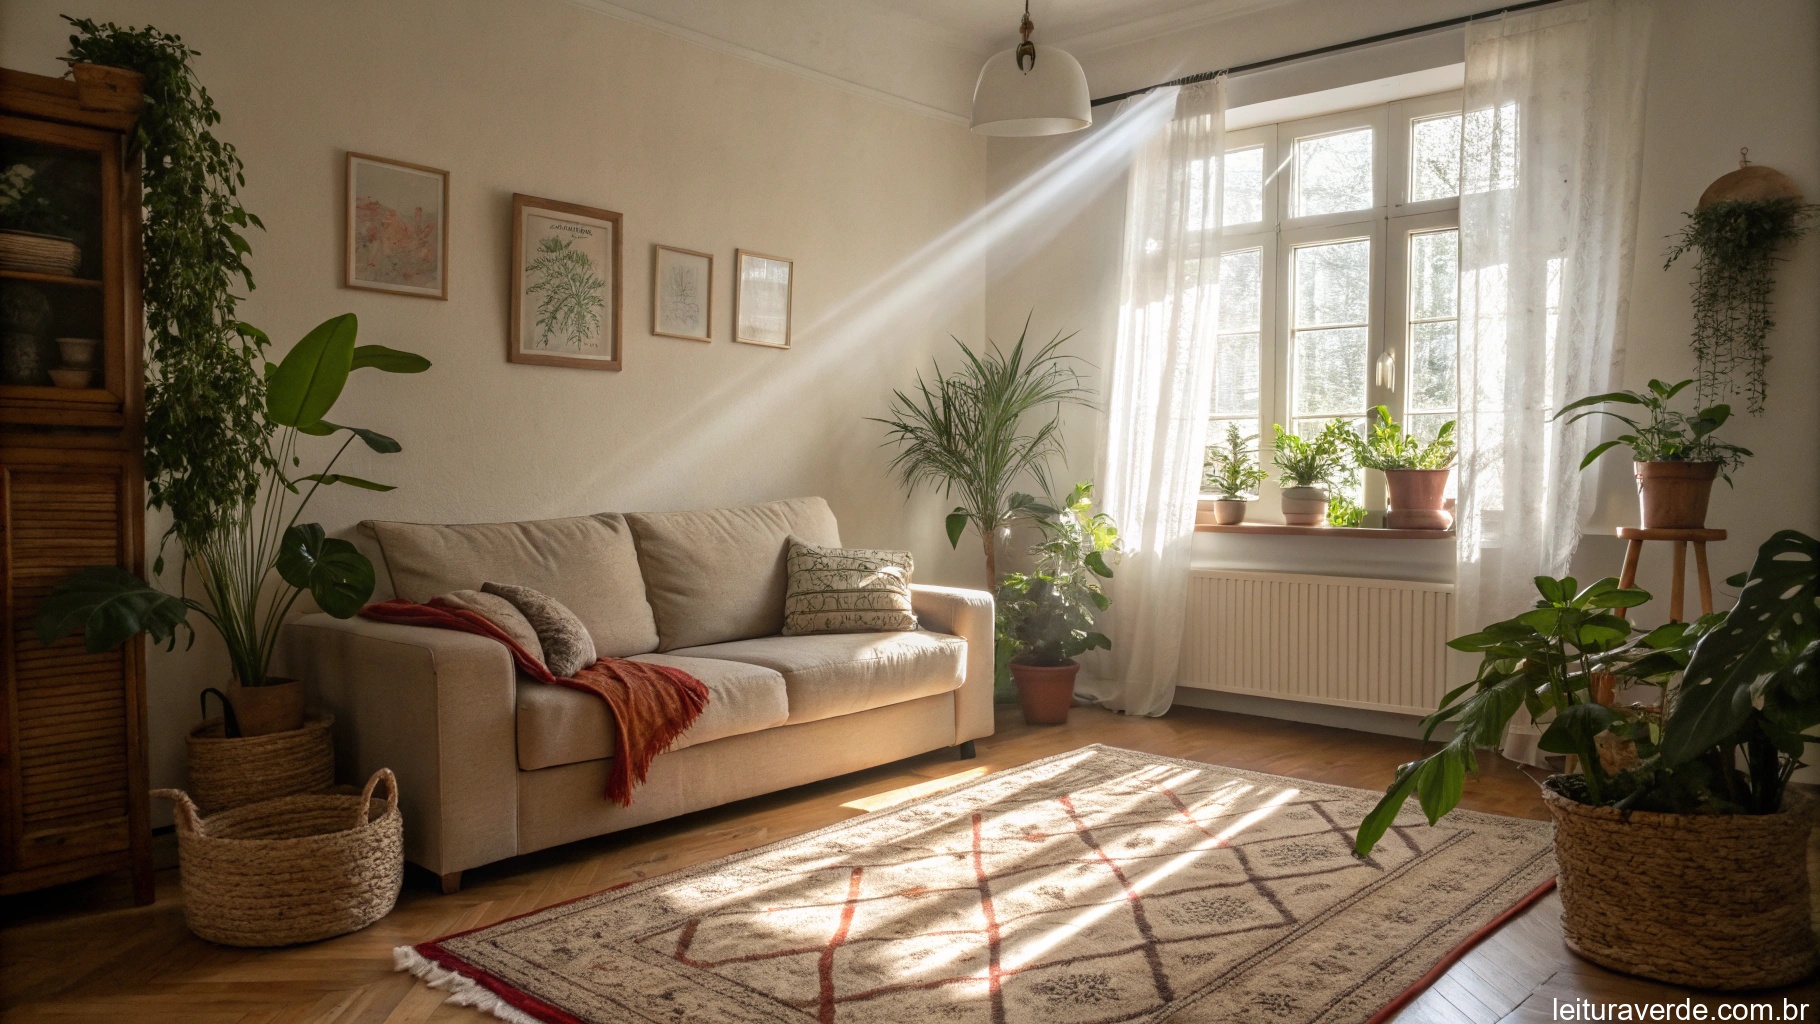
[152,788,202,835]
[356,767,398,826]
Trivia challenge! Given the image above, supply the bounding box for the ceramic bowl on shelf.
[48,366,93,389]
[57,337,100,368]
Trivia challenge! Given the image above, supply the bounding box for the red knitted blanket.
[358,599,709,806]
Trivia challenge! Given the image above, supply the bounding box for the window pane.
[1406,413,1455,444]
[1223,146,1264,225]
[1408,321,1458,413]
[1292,326,1368,417]
[1218,248,1261,332]
[1463,102,1519,194]
[1409,229,1459,320]
[1295,127,1373,216]
[1212,333,1259,416]
[1294,238,1370,327]
[1410,113,1461,201]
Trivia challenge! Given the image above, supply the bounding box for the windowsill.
[1196,522,1454,541]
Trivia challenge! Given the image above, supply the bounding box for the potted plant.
[1269,422,1356,526]
[1325,494,1368,528]
[1344,405,1456,529]
[1355,530,1819,989]
[1555,378,1751,529]
[1202,424,1266,525]
[0,160,80,278]
[875,318,1092,589]
[996,483,1119,725]
[38,314,429,739]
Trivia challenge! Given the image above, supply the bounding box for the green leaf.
[1415,751,1466,824]
[350,344,430,373]
[297,473,395,492]
[266,314,359,427]
[275,524,377,618]
[1355,761,1420,856]
[1577,439,1624,470]
[1554,390,1646,420]
[945,510,969,549]
[34,566,192,653]
[1085,551,1113,578]
[1538,702,1620,755]
[294,419,402,453]
[1533,576,1568,605]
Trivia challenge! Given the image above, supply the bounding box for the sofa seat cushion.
[367,513,659,658]
[626,497,841,652]
[671,631,965,726]
[515,655,788,771]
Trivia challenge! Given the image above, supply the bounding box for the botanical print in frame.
[734,249,793,349]
[509,194,622,371]
[651,245,713,342]
[345,153,448,299]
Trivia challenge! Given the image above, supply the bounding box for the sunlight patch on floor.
[842,767,992,813]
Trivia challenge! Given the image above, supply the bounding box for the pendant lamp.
[969,1,1091,137]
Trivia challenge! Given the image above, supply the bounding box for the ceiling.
[869,0,1297,53]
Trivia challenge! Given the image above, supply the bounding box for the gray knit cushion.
[482,582,596,676]
[781,542,916,636]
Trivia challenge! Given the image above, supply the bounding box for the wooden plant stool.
[1593,527,1724,707]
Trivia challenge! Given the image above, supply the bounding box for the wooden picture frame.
[508,193,623,370]
[651,244,713,342]
[733,250,794,349]
[344,152,449,299]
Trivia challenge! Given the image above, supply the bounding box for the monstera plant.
[37,314,428,731]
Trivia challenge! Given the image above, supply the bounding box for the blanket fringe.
[394,945,543,1024]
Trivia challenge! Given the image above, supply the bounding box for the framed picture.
[651,244,713,342]
[345,153,449,299]
[509,193,622,370]
[734,250,793,349]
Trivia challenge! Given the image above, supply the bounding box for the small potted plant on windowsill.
[1270,422,1356,526]
[1203,424,1266,525]
[1344,405,1456,530]
[997,482,1119,725]
[1554,378,1750,529]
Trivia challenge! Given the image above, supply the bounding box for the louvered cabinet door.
[0,447,149,894]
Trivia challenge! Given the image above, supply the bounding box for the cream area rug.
[397,745,1555,1024]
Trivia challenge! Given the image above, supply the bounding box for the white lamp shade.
[970,44,1092,137]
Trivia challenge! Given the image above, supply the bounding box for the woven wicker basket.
[154,768,403,947]
[0,230,81,275]
[186,713,335,815]
[1544,784,1818,989]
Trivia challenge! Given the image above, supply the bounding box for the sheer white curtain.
[1454,0,1653,761]
[1081,80,1225,717]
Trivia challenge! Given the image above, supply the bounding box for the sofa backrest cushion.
[365,513,659,657]
[627,497,841,652]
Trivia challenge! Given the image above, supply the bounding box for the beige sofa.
[279,497,993,892]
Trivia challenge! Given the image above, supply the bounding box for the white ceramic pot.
[56,336,100,368]
[1212,499,1248,525]
[1281,486,1329,526]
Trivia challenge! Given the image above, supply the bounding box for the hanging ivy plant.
[1664,196,1815,414]
[63,17,269,564]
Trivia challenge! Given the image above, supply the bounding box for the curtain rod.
[1089,0,1571,107]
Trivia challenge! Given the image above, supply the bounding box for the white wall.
[987,0,1820,704]
[1,0,989,804]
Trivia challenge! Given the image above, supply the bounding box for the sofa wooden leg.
[957,740,977,759]
[439,871,463,895]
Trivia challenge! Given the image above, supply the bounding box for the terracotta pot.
[1010,658,1079,725]
[228,677,306,737]
[1384,468,1454,530]
[71,63,146,114]
[1212,499,1248,526]
[1635,461,1718,529]
[1280,486,1328,526]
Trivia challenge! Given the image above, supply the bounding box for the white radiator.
[1179,569,1456,716]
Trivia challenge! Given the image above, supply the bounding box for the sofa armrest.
[277,614,518,876]
[912,584,995,744]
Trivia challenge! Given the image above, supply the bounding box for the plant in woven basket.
[36,315,429,694]
[1664,196,1818,414]
[1203,424,1266,500]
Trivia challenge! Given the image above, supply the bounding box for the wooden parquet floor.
[2,703,1816,1023]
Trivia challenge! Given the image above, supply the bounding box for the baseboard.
[1170,686,1452,741]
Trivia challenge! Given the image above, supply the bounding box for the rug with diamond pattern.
[399,745,1556,1024]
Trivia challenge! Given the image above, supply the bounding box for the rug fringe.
[394,945,543,1024]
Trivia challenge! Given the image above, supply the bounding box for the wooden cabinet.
[0,67,149,902]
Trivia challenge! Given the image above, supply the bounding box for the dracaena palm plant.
[874,319,1091,587]
[36,314,428,688]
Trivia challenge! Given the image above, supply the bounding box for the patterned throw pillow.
[437,589,547,669]
[782,542,916,636]
[482,582,597,676]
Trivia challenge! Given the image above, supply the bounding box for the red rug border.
[406,868,1559,1024]
[1364,876,1559,1024]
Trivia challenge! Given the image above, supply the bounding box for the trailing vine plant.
[64,17,269,565]
[1664,195,1816,414]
